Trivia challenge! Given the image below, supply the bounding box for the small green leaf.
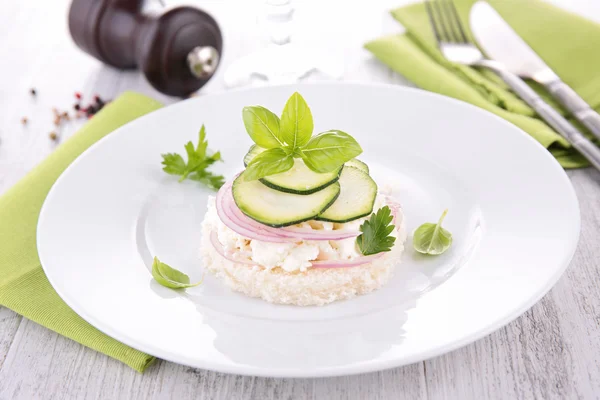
[300,130,363,173]
[413,209,453,255]
[161,153,186,175]
[356,206,396,256]
[151,257,202,289]
[280,92,313,149]
[196,124,208,155]
[243,148,294,181]
[188,170,225,190]
[160,125,225,190]
[242,106,284,148]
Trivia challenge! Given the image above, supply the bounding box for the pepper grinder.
[68,0,223,97]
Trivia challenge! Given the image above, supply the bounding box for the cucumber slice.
[243,145,341,195]
[317,166,377,223]
[345,158,369,174]
[232,175,341,227]
[243,145,265,166]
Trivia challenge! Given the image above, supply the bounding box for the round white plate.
[37,83,579,377]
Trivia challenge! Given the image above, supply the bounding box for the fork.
[424,0,600,170]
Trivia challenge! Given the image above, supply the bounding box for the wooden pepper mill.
[68,0,223,97]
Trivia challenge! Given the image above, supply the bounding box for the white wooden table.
[1,0,599,398]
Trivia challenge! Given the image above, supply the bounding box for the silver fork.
[425,0,600,170]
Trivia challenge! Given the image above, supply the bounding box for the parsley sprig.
[356,206,396,256]
[161,125,225,190]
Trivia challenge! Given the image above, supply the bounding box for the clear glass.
[223,0,343,87]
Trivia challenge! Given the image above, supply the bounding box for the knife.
[470,1,600,141]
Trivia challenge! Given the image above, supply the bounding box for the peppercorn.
[74,104,80,111]
[30,88,37,96]
[49,132,58,141]
[21,117,28,125]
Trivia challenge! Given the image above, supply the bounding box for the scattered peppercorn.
[30,88,37,96]
[49,132,58,141]
[74,103,80,111]
[21,117,28,125]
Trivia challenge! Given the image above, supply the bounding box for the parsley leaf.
[161,125,225,189]
[356,206,396,256]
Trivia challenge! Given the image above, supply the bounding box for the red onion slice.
[216,181,289,243]
[210,232,256,265]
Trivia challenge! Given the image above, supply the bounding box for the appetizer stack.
[201,93,406,306]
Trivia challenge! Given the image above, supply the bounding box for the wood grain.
[1,0,599,399]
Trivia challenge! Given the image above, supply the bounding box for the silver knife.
[470,1,600,141]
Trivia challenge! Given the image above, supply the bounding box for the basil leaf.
[151,257,202,289]
[300,130,363,173]
[243,148,294,181]
[413,210,453,255]
[280,92,313,149]
[242,106,284,148]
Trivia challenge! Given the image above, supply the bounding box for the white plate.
[37,83,580,377]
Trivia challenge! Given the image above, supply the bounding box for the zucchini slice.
[345,158,369,174]
[243,145,341,195]
[232,175,341,227]
[243,144,265,166]
[317,166,377,223]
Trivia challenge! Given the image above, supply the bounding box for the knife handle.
[546,80,600,141]
[478,61,600,170]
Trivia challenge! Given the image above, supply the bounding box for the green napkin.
[0,92,163,372]
[365,0,600,168]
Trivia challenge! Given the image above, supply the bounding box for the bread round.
[201,208,407,307]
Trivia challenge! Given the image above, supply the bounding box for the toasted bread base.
[201,210,407,306]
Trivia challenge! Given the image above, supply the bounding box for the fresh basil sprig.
[151,257,203,289]
[413,209,453,255]
[241,92,362,181]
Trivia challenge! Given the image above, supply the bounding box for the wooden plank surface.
[1,1,599,399]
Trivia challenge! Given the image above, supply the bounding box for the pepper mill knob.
[187,46,220,79]
[68,0,223,97]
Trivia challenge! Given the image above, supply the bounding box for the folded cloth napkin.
[0,92,163,372]
[365,0,600,168]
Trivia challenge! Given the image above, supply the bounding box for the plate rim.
[37,82,581,377]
